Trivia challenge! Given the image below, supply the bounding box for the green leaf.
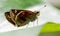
[41,22,60,33]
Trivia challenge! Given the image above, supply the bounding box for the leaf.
[38,22,60,36]
[41,22,60,33]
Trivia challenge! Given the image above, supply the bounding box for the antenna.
[36,5,46,26]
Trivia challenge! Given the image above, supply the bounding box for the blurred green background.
[0,0,43,13]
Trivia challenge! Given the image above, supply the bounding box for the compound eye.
[37,12,39,13]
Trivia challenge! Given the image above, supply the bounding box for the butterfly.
[5,9,40,27]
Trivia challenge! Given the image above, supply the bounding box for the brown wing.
[5,12,15,25]
[5,9,39,27]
